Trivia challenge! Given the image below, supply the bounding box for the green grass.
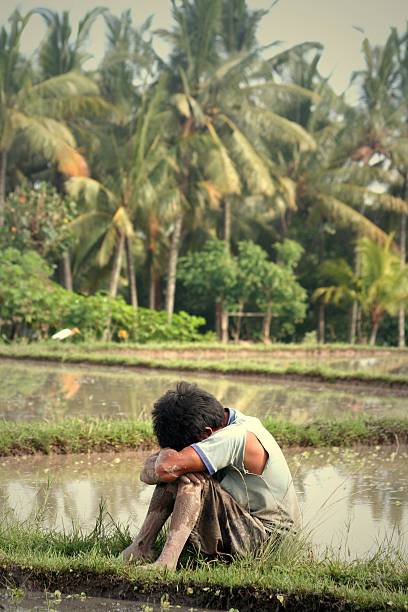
[0,415,406,456]
[0,513,407,611]
[10,339,406,353]
[1,342,408,387]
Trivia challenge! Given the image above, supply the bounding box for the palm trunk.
[0,150,7,227]
[351,245,362,343]
[349,301,358,344]
[125,236,138,309]
[233,300,244,342]
[398,183,407,347]
[262,304,273,344]
[317,301,325,344]
[109,231,125,298]
[215,302,221,339]
[166,214,183,323]
[369,318,380,346]
[221,307,229,344]
[224,197,231,251]
[62,251,73,291]
[149,263,156,310]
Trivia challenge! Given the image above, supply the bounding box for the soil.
[92,346,408,360]
[0,564,387,612]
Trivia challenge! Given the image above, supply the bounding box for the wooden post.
[221,309,229,344]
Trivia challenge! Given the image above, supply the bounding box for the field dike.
[1,343,408,390]
[0,416,407,456]
[0,515,407,611]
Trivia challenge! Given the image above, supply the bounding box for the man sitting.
[122,381,301,569]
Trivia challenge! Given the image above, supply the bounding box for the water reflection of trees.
[0,449,406,554]
[0,456,153,531]
[291,449,408,531]
[1,363,407,423]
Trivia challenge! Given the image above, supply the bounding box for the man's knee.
[177,478,204,495]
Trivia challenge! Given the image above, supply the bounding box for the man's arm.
[154,446,206,482]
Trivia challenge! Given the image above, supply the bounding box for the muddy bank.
[0,564,395,612]
[85,344,408,360]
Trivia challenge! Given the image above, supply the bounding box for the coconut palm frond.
[278,177,297,210]
[112,206,134,237]
[249,106,316,151]
[228,126,276,196]
[97,225,118,268]
[241,81,320,102]
[205,122,241,195]
[23,72,99,102]
[318,194,388,243]
[10,111,87,176]
[32,95,111,120]
[332,183,408,214]
[66,177,115,205]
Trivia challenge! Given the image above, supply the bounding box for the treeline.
[0,1,408,345]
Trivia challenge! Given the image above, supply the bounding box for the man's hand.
[140,451,160,484]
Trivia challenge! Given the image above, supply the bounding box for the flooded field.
[1,358,407,561]
[0,446,406,559]
[0,360,407,423]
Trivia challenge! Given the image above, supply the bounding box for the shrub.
[0,249,205,343]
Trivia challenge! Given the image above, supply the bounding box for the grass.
[0,512,407,611]
[0,415,406,456]
[1,342,408,388]
[8,339,406,353]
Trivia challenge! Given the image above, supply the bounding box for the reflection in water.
[324,356,408,375]
[0,446,406,559]
[1,360,407,423]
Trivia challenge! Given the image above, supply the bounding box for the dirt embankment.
[93,346,408,361]
[0,565,385,612]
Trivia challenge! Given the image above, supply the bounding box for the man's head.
[152,381,225,451]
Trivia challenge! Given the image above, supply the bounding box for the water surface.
[0,360,406,423]
[1,446,406,559]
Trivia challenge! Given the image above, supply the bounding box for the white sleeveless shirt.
[192,408,301,532]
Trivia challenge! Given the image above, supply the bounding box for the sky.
[2,0,408,102]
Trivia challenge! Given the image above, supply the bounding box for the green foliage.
[179,238,306,339]
[0,182,77,260]
[0,249,205,342]
[178,239,237,306]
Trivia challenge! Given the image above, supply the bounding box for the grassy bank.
[1,343,408,388]
[0,517,407,611]
[0,416,406,456]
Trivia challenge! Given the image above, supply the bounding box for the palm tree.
[157,0,318,321]
[37,7,106,77]
[315,236,408,345]
[65,177,134,299]
[35,7,107,290]
[350,28,408,345]
[0,10,98,226]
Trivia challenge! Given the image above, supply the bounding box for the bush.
[0,249,205,343]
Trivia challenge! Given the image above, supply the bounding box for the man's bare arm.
[155,447,206,482]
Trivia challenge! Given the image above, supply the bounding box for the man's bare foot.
[121,542,156,563]
[137,560,175,571]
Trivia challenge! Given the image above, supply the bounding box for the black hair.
[152,381,225,451]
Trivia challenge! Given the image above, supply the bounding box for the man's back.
[192,408,302,532]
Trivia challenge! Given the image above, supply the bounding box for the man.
[122,381,301,569]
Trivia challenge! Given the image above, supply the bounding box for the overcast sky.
[2,0,408,102]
